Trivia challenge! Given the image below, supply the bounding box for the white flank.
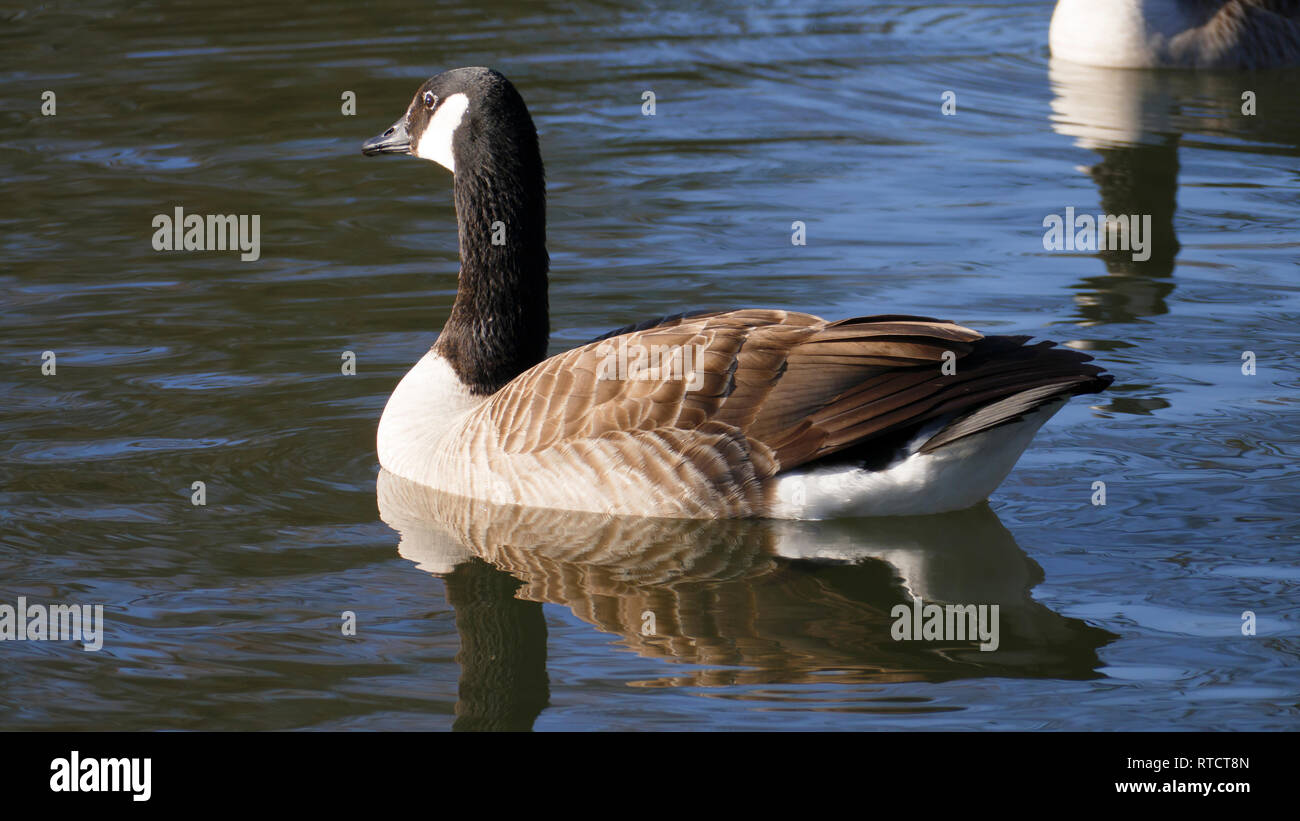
[770,400,1067,519]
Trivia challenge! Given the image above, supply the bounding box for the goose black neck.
[435,112,549,396]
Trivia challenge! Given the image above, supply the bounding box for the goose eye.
[423,91,438,110]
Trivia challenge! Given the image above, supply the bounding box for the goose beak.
[362,118,412,156]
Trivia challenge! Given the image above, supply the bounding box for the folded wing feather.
[463,311,1105,481]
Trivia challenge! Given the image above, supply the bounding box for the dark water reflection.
[381,472,1114,729]
[1049,62,1300,327]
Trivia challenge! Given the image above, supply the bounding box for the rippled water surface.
[2,0,1297,730]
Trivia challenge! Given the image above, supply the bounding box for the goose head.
[361,66,540,177]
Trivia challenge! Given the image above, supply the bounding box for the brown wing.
[1238,0,1300,18]
[473,309,1108,473]
[1176,1,1300,68]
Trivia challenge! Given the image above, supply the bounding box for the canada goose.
[1050,0,1300,69]
[361,67,1112,520]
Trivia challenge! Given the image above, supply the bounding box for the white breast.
[377,350,485,483]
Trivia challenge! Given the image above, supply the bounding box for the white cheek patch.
[414,92,470,173]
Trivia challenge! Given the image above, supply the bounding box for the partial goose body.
[376,313,1105,519]
[362,68,1111,520]
[1050,0,1300,69]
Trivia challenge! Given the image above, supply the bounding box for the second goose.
[361,67,1111,520]
[1050,0,1300,69]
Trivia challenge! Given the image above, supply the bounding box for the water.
[2,0,1297,731]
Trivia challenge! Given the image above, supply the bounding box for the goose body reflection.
[378,471,1114,727]
[1048,59,1300,331]
[1050,0,1300,69]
